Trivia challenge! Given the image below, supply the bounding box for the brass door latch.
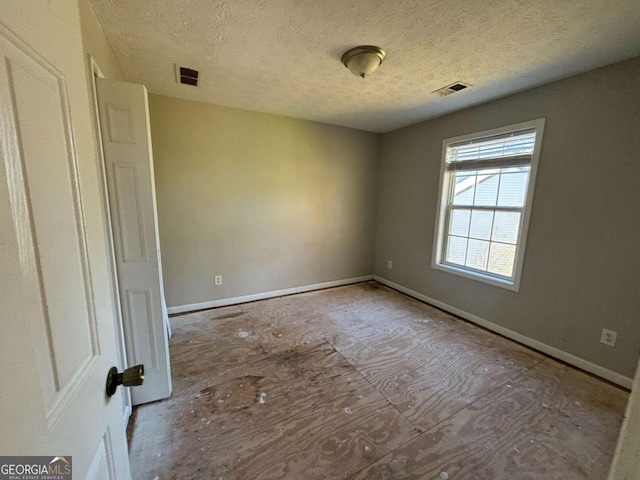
[106,364,144,397]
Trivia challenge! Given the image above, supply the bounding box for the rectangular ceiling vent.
[433,81,472,97]
[176,65,199,86]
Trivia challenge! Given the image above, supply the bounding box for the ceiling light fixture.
[341,45,386,78]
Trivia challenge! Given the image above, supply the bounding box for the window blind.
[446,128,536,172]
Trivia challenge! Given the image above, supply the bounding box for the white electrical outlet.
[600,328,617,347]
[387,260,392,270]
[214,275,223,286]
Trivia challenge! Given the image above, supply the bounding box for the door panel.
[112,163,148,262]
[0,1,130,477]
[97,78,172,406]
[85,431,116,480]
[126,288,159,370]
[5,38,97,411]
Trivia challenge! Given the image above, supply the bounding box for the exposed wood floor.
[128,282,628,479]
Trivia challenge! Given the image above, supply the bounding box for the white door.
[96,78,172,406]
[608,359,640,479]
[0,2,131,479]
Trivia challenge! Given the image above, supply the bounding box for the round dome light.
[341,46,386,78]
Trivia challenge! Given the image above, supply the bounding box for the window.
[432,119,545,291]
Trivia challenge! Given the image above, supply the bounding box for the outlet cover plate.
[600,328,617,347]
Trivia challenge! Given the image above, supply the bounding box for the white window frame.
[431,118,545,291]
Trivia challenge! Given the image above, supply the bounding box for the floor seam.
[338,349,548,478]
[324,337,427,479]
[415,356,548,434]
[325,337,423,427]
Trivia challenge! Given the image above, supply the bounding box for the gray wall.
[374,56,640,378]
[150,95,380,308]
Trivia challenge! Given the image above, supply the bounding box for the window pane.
[469,210,493,240]
[453,173,475,205]
[474,174,499,206]
[488,242,516,277]
[492,211,521,244]
[497,171,529,207]
[446,236,467,266]
[465,239,489,270]
[449,209,471,236]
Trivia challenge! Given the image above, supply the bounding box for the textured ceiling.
[90,0,640,133]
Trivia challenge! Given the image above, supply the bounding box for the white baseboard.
[167,275,374,315]
[374,275,632,389]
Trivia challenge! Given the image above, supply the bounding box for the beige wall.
[78,0,124,80]
[374,56,640,378]
[149,95,380,308]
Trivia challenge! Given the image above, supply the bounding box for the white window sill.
[431,262,521,292]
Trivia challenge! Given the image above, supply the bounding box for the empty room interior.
[2,0,640,479]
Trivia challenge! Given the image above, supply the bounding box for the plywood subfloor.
[128,282,628,479]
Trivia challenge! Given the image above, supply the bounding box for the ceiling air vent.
[176,65,199,86]
[433,81,471,97]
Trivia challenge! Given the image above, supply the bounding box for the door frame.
[85,53,132,425]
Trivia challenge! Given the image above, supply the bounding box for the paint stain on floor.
[128,282,628,479]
